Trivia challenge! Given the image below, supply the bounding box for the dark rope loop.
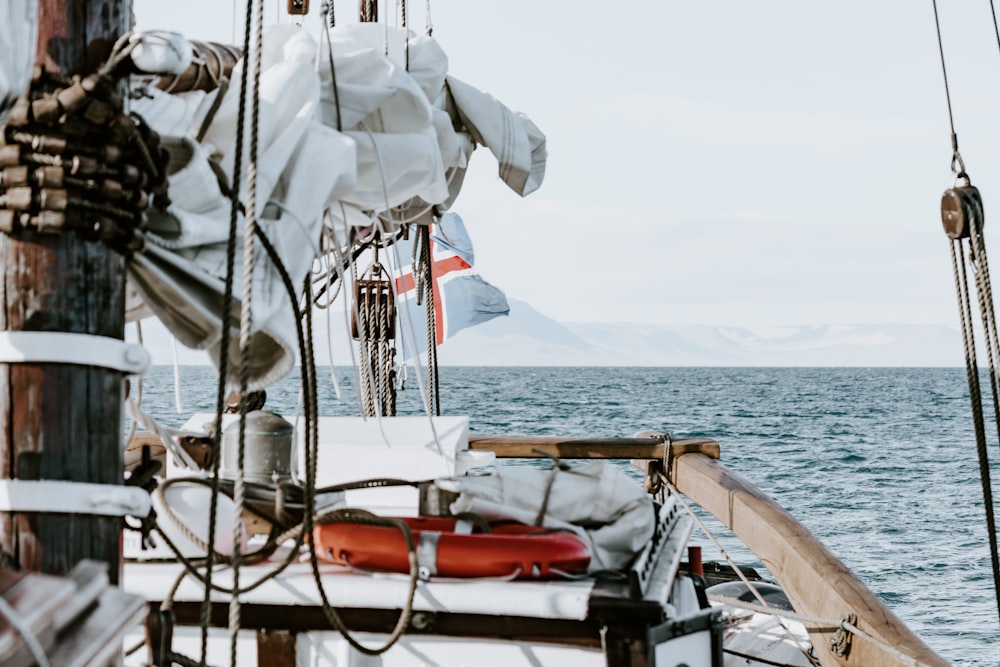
[947,236,1000,627]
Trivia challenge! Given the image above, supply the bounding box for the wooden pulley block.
[32,210,65,233]
[55,80,90,114]
[30,95,62,122]
[33,165,64,188]
[0,166,29,187]
[0,187,33,210]
[37,187,68,211]
[4,97,30,127]
[941,175,984,240]
[0,145,20,167]
[0,210,19,233]
[351,279,396,340]
[107,114,137,145]
[287,0,309,15]
[30,133,68,154]
[81,97,115,126]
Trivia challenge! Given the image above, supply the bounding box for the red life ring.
[314,516,591,579]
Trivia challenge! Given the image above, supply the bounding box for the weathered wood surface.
[467,435,720,461]
[670,450,949,667]
[0,0,131,584]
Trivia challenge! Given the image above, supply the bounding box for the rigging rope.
[664,481,819,667]
[931,0,1000,629]
[354,260,397,417]
[226,0,266,662]
[415,225,441,415]
[200,0,258,656]
[930,0,965,175]
[360,0,377,22]
[146,222,421,659]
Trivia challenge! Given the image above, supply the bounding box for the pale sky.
[131,1,1000,330]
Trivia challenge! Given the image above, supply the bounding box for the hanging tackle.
[931,0,1000,629]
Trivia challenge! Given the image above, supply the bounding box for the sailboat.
[0,1,990,665]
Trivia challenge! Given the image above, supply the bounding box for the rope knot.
[830,612,857,658]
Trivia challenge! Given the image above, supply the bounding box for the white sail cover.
[127,23,546,388]
[0,0,37,124]
[440,462,655,572]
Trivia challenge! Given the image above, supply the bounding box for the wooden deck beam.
[467,435,720,461]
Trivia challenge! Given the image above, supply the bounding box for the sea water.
[137,365,999,666]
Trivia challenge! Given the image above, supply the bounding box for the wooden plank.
[468,435,719,461]
[128,433,163,450]
[0,569,74,661]
[170,601,605,647]
[257,629,296,667]
[0,0,130,585]
[669,450,949,667]
[45,585,146,667]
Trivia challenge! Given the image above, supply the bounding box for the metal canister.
[222,410,293,485]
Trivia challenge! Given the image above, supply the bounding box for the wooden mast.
[0,0,132,584]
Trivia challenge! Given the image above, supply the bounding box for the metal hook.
[951,150,967,180]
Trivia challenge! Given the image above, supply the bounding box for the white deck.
[127,413,611,665]
[122,627,607,667]
[178,414,491,515]
[122,557,594,621]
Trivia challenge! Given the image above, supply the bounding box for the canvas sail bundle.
[125,23,546,388]
[437,461,655,572]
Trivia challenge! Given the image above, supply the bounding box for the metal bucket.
[221,410,293,485]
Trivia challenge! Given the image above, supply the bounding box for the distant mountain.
[135,299,965,367]
[435,300,964,367]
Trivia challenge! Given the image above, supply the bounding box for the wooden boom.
[669,448,949,667]
[470,434,948,667]
[468,434,719,460]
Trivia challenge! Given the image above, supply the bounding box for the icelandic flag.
[393,212,509,358]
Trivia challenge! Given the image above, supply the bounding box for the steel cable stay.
[931,0,1000,629]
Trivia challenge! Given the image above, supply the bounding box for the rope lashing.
[711,596,941,667]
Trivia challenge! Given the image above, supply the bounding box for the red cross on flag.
[393,213,509,358]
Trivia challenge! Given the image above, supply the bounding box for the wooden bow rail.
[467,435,719,461]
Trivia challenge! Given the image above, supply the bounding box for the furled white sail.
[0,0,37,124]
[127,23,546,388]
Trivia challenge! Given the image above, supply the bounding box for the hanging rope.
[354,258,398,417]
[198,0,264,659]
[320,4,344,132]
[224,0,267,662]
[662,480,820,667]
[359,0,377,22]
[401,0,409,71]
[931,0,1000,629]
[415,225,441,415]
